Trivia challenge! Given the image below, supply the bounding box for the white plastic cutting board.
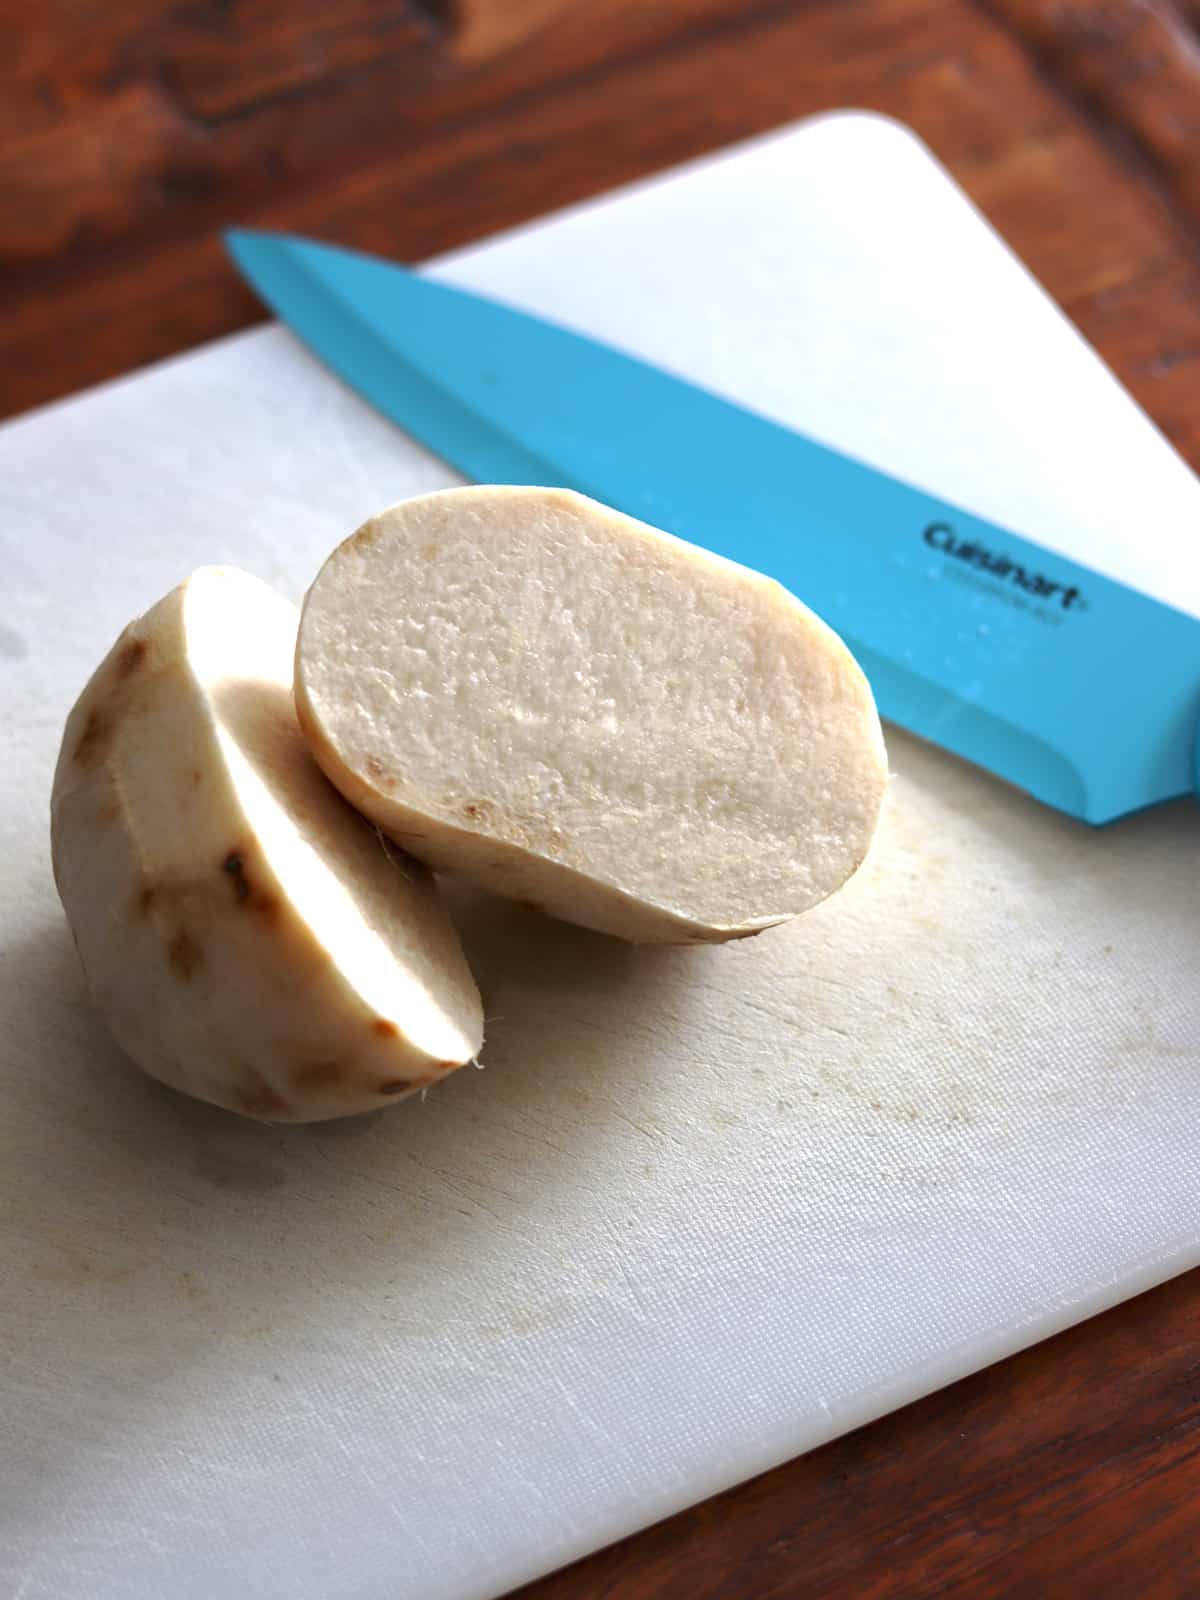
[3,113,1199,1600]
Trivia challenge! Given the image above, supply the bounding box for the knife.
[225,228,1200,825]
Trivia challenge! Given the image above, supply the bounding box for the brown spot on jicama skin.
[251,893,280,924]
[166,927,203,981]
[234,1069,289,1119]
[73,708,109,767]
[136,885,157,917]
[72,627,155,767]
[96,799,121,824]
[191,769,203,785]
[222,849,251,901]
[372,1019,398,1039]
[291,1060,342,1090]
[220,848,279,921]
[377,1079,412,1096]
[115,637,147,678]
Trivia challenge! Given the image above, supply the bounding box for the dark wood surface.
[5,0,1200,1593]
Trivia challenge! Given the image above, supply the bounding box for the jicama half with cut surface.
[295,486,888,944]
[51,566,483,1122]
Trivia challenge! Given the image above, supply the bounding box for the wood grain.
[3,0,1199,456]
[442,0,586,62]
[978,0,1200,224]
[3,1,1200,1594]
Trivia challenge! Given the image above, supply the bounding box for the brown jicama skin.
[51,566,483,1122]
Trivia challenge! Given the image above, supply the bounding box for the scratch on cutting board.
[610,1107,664,1146]
[309,1142,475,1221]
[546,1371,623,1455]
[293,1387,431,1552]
[426,1156,521,1210]
[550,1006,673,1053]
[506,1105,579,1160]
[996,1189,1043,1244]
[602,1215,651,1323]
[815,1019,856,1044]
[617,1106,689,1153]
[725,983,866,1042]
[401,1150,516,1218]
[723,990,807,1031]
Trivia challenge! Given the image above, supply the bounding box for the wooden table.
[6,1,1199,1593]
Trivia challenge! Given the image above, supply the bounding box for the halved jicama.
[295,486,888,944]
[51,567,483,1121]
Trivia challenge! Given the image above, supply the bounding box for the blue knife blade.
[226,227,1200,824]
